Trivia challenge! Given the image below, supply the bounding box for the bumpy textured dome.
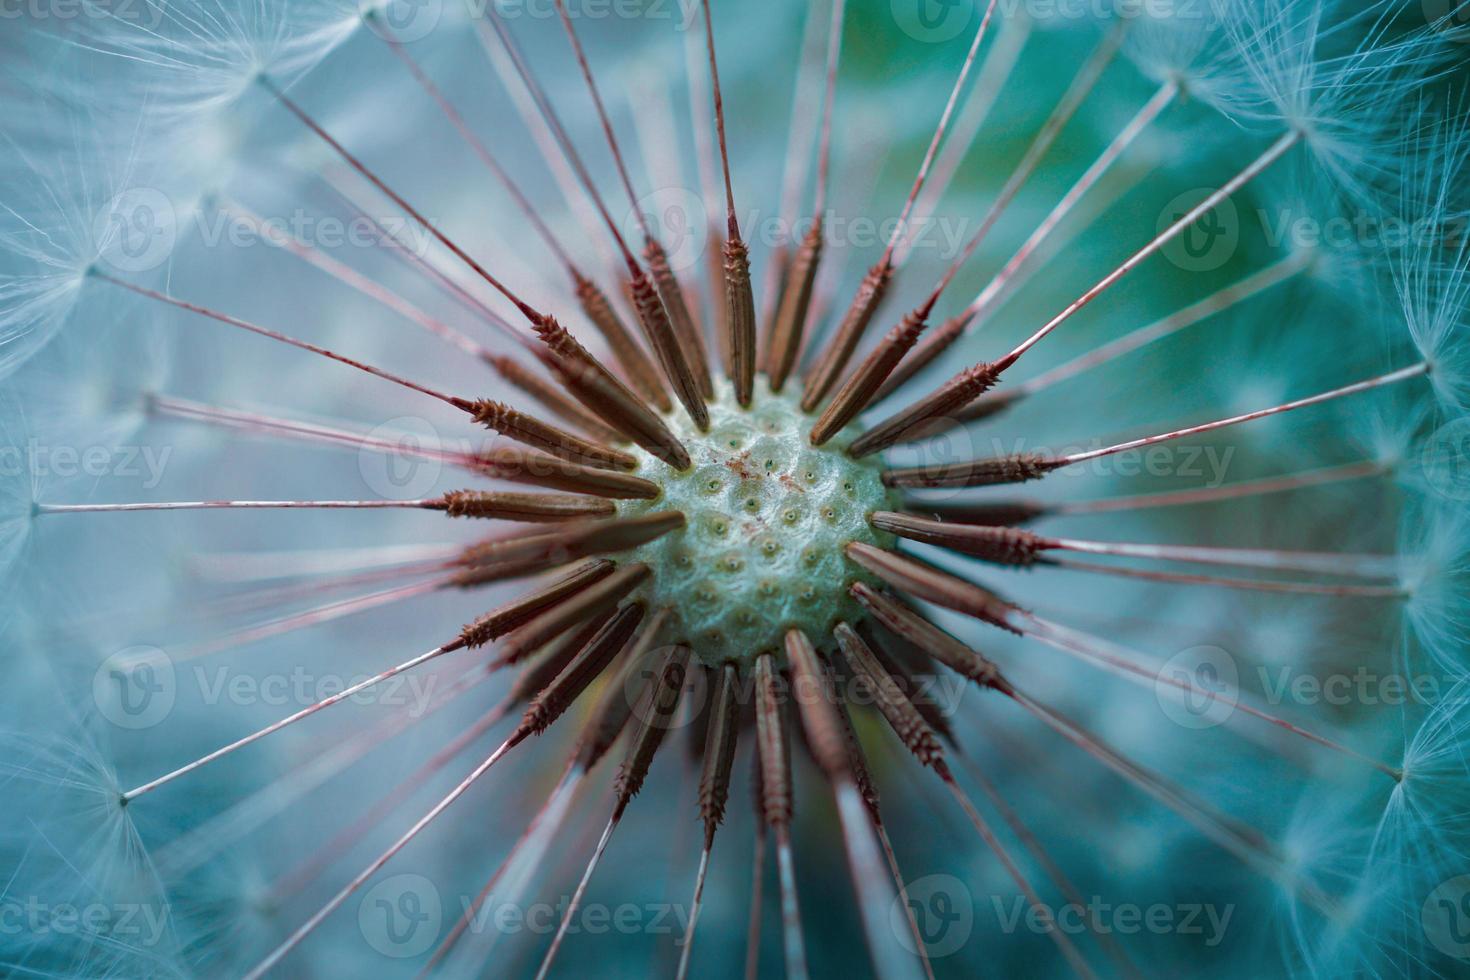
[620,379,896,666]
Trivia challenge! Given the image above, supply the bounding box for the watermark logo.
[1158,189,1238,273]
[93,646,175,730]
[359,874,442,957]
[1424,1,1470,42]
[891,874,973,957]
[623,646,707,729]
[1422,416,1470,502]
[1423,875,1470,961]
[359,416,443,500]
[95,188,177,274]
[891,0,973,43]
[628,187,709,273]
[1155,644,1238,729]
[361,0,443,42]
[877,417,978,502]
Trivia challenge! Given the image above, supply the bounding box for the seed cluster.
[621,379,896,666]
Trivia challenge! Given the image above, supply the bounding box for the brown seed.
[494,563,652,666]
[482,353,623,446]
[869,512,1048,566]
[707,232,732,376]
[630,268,711,431]
[858,623,961,747]
[460,400,638,471]
[519,601,647,738]
[724,236,758,407]
[849,360,1001,458]
[822,655,881,818]
[956,387,1026,424]
[457,559,616,646]
[800,261,893,412]
[436,490,616,522]
[535,313,693,469]
[845,543,1020,634]
[764,219,824,393]
[458,511,683,577]
[613,642,692,810]
[645,238,714,400]
[809,303,931,446]
[573,608,672,770]
[834,623,945,771]
[574,272,672,412]
[849,582,1009,691]
[903,499,1052,527]
[753,653,794,828]
[871,310,971,404]
[784,629,857,787]
[505,608,617,704]
[475,445,659,499]
[697,662,741,840]
[881,451,1059,489]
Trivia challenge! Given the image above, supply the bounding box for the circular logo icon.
[877,417,978,502]
[622,646,708,730]
[626,187,709,273]
[93,646,176,730]
[890,0,973,44]
[359,416,443,501]
[1155,644,1238,729]
[94,188,177,274]
[1424,1,1470,42]
[1423,875,1470,960]
[360,0,443,43]
[891,873,973,958]
[1421,417,1470,502]
[359,873,442,958]
[1158,189,1239,273]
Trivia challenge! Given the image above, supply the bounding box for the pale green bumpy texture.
[620,378,897,667]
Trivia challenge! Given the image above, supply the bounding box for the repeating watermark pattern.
[1155,644,1239,730]
[93,646,440,729]
[456,897,692,939]
[198,207,433,256]
[630,187,711,273]
[355,883,698,959]
[1422,416,1470,503]
[360,874,443,958]
[0,440,172,488]
[887,876,1233,955]
[991,895,1234,946]
[361,0,443,42]
[891,0,975,44]
[0,0,166,27]
[891,874,974,957]
[643,658,971,731]
[0,898,171,947]
[464,0,704,29]
[93,646,176,730]
[192,665,439,716]
[1258,666,1448,708]
[1424,0,1470,42]
[358,416,446,500]
[95,188,178,274]
[1159,190,1240,273]
[1260,206,1467,252]
[892,0,1212,44]
[1423,875,1470,961]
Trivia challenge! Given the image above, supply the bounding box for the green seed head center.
[620,378,897,669]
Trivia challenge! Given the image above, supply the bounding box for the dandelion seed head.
[620,380,895,668]
[1396,501,1470,677]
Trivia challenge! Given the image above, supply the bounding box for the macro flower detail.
[2,1,1469,978]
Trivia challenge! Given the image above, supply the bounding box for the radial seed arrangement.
[2,1,1469,978]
